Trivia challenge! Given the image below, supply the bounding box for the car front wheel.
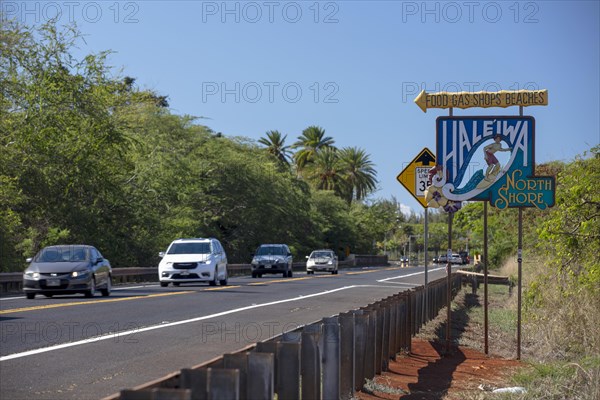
[160,282,169,287]
[85,277,96,298]
[26,293,35,299]
[101,277,111,297]
[209,268,218,286]
[219,268,228,286]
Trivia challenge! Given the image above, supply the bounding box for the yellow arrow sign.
[414,89,548,113]
[396,148,436,208]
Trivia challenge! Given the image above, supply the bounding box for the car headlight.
[328,260,333,265]
[71,270,88,278]
[25,271,40,279]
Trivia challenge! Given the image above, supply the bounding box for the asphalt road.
[0,265,452,400]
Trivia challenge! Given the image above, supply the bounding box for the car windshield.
[167,242,211,255]
[311,251,332,258]
[256,246,286,256]
[35,247,88,262]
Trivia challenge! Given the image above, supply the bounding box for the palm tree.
[292,126,335,172]
[338,147,378,203]
[304,147,344,192]
[258,130,292,165]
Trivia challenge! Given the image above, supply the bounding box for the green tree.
[292,126,335,172]
[537,146,599,293]
[304,147,344,192]
[338,146,378,204]
[258,130,292,166]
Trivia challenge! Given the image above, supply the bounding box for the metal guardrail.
[457,269,513,293]
[105,274,462,400]
[0,256,389,294]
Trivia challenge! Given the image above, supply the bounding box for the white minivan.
[158,238,228,287]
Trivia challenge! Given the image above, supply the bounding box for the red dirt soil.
[356,339,523,399]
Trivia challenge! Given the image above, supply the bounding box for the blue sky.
[8,1,599,214]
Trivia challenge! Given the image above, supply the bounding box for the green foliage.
[536,146,600,294]
[0,21,387,270]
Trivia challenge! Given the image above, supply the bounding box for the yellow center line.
[0,291,194,315]
[203,285,241,291]
[248,276,313,286]
[346,270,379,275]
[384,267,401,271]
[314,274,338,278]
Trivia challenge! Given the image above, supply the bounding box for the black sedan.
[23,245,112,299]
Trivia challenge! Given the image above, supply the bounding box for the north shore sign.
[432,116,555,209]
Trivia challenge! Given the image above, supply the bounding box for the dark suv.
[250,244,293,278]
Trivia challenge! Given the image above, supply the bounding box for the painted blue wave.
[453,170,485,195]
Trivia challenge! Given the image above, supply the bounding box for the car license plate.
[46,279,60,287]
[265,264,272,269]
[181,271,189,276]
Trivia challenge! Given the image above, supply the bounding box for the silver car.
[306,249,338,275]
[23,245,112,299]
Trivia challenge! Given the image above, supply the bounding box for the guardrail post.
[180,368,208,400]
[391,295,401,354]
[352,310,368,391]
[387,297,397,361]
[277,342,300,400]
[339,312,355,399]
[223,353,248,399]
[380,301,390,371]
[408,290,414,352]
[400,292,410,353]
[363,307,377,380]
[120,388,192,400]
[248,352,274,400]
[322,316,340,400]
[208,368,239,400]
[301,324,321,400]
[255,341,278,390]
[416,287,423,333]
[374,305,384,374]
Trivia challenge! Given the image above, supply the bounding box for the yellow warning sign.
[396,148,436,208]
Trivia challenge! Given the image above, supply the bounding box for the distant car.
[450,253,463,264]
[158,238,228,287]
[400,256,409,265]
[23,245,112,299]
[306,249,338,274]
[437,254,448,264]
[432,256,439,264]
[251,244,293,278]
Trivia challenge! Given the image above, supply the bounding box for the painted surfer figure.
[484,134,512,179]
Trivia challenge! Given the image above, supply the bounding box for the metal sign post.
[517,208,523,359]
[424,207,429,322]
[446,212,453,354]
[484,201,489,355]
[396,148,436,322]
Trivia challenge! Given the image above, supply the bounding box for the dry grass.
[416,256,600,399]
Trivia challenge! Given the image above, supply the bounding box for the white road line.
[1,285,359,361]
[376,267,447,282]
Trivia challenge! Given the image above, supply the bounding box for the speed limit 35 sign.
[396,148,436,208]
